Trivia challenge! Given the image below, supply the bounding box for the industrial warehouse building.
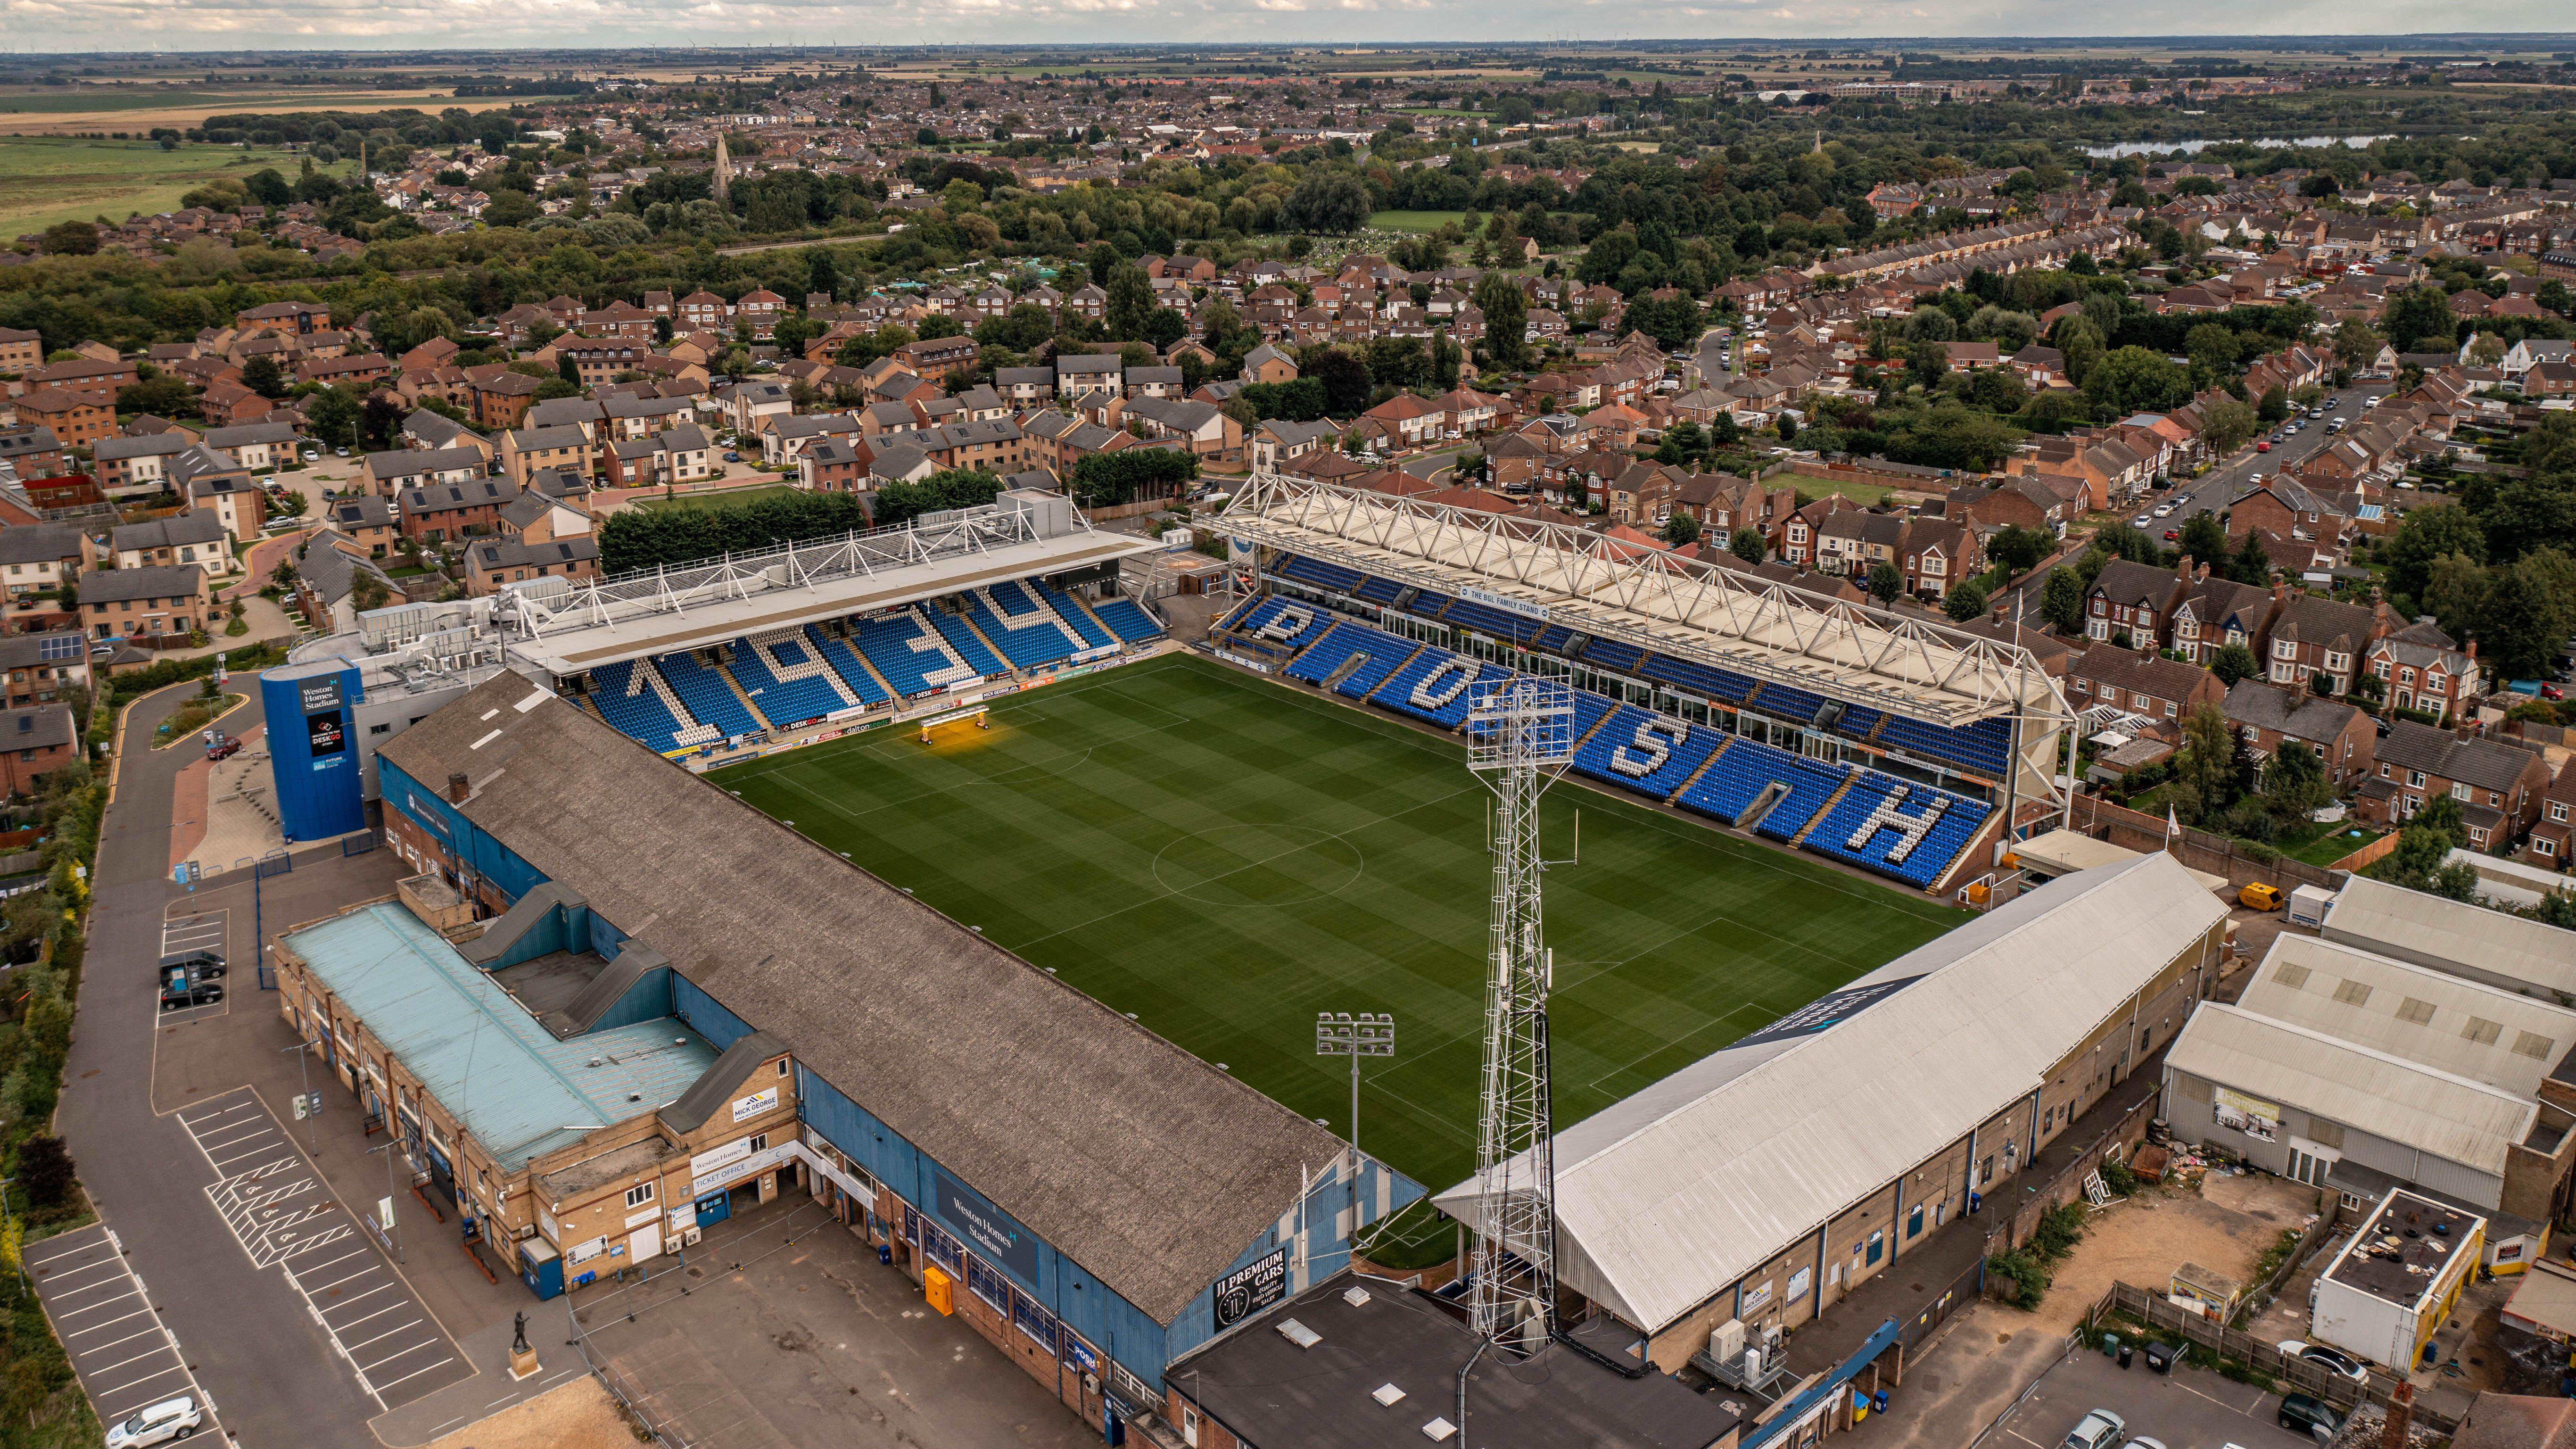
[1436,853,2231,1374]
[349,672,1423,1433]
[2319,874,2576,1004]
[2163,921,2576,1271]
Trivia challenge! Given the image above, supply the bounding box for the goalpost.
[918,704,991,745]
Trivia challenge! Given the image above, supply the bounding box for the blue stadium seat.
[1091,597,1164,644]
[653,650,761,741]
[1877,714,2012,778]
[1568,689,1618,742]
[585,659,691,753]
[1579,637,1643,674]
[1277,555,1365,593]
[1641,654,1757,704]
[960,590,1080,670]
[1674,737,1846,837]
[1038,586,1118,650]
[802,626,892,707]
[1214,596,1264,633]
[856,611,988,696]
[1370,648,1511,729]
[1354,575,1402,605]
[1236,596,1335,649]
[1532,623,1576,653]
[1832,703,1885,742]
[1752,683,1828,725]
[1802,772,1994,888]
[1570,705,1725,801]
[725,631,865,728]
[930,609,1010,676]
[1278,620,1418,699]
[1440,598,1547,645]
[1404,589,1453,618]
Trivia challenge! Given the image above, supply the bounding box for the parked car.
[158,968,222,1011]
[2240,883,2285,911]
[2255,440,2271,453]
[103,1394,202,1448]
[722,451,743,462]
[2062,1409,2126,1449]
[2120,1440,2168,1449]
[159,950,224,980]
[206,736,243,762]
[2278,1393,2342,1442]
[2277,1341,2369,1383]
[2130,513,2154,529]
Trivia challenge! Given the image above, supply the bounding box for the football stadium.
[256,476,2090,1432]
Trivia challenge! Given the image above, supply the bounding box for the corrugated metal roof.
[285,903,718,1167]
[2165,1003,2536,1178]
[2234,936,2576,1096]
[2322,875,2576,1000]
[1434,853,2226,1334]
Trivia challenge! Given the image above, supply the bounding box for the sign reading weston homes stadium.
[1732,977,1925,1050]
[297,677,345,715]
[933,1166,1039,1282]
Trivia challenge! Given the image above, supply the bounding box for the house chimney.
[2271,580,2289,605]
[2176,554,2193,580]
[2465,636,2477,660]
[445,771,471,804]
[2380,1381,2413,1449]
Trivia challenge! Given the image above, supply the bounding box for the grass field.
[709,654,1964,1191]
[630,484,799,514]
[0,136,349,237]
[1366,210,1472,234]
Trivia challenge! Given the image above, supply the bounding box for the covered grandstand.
[1211,476,2078,893]
[486,490,1170,756]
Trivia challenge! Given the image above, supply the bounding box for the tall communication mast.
[1462,672,1574,1349]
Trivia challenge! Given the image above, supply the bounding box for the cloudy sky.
[0,0,2566,56]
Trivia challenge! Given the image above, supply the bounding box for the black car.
[158,968,222,1011]
[2279,1393,2342,1442]
[158,950,224,980]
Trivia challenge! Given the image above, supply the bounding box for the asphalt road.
[2142,381,2398,538]
[55,683,388,1445]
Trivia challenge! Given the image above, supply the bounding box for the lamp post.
[1315,1011,1394,1265]
[282,1040,318,1152]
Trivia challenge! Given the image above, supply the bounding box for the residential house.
[323,496,399,558]
[2264,586,2385,696]
[397,477,522,547]
[0,524,90,633]
[202,421,301,472]
[2221,680,2375,785]
[0,632,90,710]
[0,705,75,796]
[110,512,234,574]
[13,389,115,452]
[499,427,594,488]
[798,439,870,494]
[1056,354,1124,401]
[2365,629,2483,720]
[78,563,209,643]
[2361,721,2552,848]
[2063,646,2226,729]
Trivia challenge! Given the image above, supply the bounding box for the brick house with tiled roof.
[2359,720,2551,847]
[2064,646,2225,730]
[2221,679,2374,785]
[2262,583,2388,696]
[2364,628,2483,721]
[2524,757,2576,869]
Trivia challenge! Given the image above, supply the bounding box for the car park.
[2278,1393,2342,1442]
[2062,1408,2126,1449]
[102,1394,201,1447]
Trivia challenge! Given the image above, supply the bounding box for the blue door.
[694,1190,731,1227]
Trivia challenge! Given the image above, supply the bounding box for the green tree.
[2200,397,2257,455]
[1103,264,1156,342]
[2262,741,2332,821]
[39,219,99,256]
[1866,560,1903,604]
[2422,552,2492,642]
[2477,549,2576,681]
[1730,528,1767,564]
[2228,529,2271,587]
[2179,513,2229,565]
[2039,565,2084,634]
[1661,513,1702,546]
[240,355,287,399]
[2168,701,2239,826]
[1281,170,1373,234]
[1473,272,1528,372]
[2256,386,2289,423]
[2385,505,2487,601]
[2331,318,2384,373]
[1988,525,2049,577]
[2082,346,2189,414]
[2382,284,2460,353]
[2211,641,2261,687]
[1944,578,1989,622]
[1905,338,1949,391]
[306,385,361,451]
[2054,315,2105,386]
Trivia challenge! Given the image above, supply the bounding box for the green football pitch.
[709,653,1966,1192]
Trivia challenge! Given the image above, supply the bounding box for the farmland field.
[0,137,353,237]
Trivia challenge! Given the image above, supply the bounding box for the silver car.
[2063,1408,2126,1449]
